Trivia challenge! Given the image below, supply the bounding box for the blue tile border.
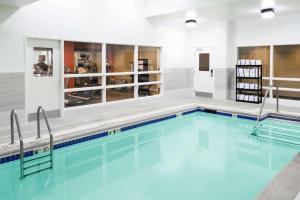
[237,114,257,121]
[2,107,300,165]
[53,131,109,150]
[182,108,199,116]
[120,114,177,132]
[0,112,179,165]
[267,115,300,123]
[216,111,233,117]
[0,150,33,164]
[260,115,269,121]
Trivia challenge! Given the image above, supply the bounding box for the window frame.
[63,42,162,110]
[237,44,300,104]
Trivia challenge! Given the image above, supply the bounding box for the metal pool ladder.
[252,85,279,134]
[10,106,53,179]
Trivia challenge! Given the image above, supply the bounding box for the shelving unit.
[236,65,262,104]
[138,59,151,96]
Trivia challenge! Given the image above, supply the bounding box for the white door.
[25,38,61,121]
[193,48,214,97]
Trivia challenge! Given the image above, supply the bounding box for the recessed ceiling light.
[185,19,197,28]
[261,8,275,19]
[185,10,197,28]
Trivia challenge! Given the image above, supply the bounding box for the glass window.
[65,89,102,108]
[138,46,160,71]
[64,41,102,92]
[33,47,53,77]
[273,90,300,100]
[138,73,160,83]
[106,87,134,102]
[106,75,134,85]
[273,80,300,89]
[272,80,300,100]
[64,41,102,74]
[64,76,102,89]
[138,84,160,97]
[199,53,209,71]
[274,45,300,78]
[272,45,300,100]
[106,44,134,73]
[238,46,270,78]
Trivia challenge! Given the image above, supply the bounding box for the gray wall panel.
[0,72,25,111]
[163,68,193,91]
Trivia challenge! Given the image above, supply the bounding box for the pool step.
[254,129,300,146]
[258,125,300,138]
[253,118,300,146]
[22,153,52,178]
[262,118,300,131]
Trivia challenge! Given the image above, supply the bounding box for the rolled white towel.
[244,69,250,77]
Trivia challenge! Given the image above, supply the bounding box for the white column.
[60,40,65,118]
[158,47,164,96]
[134,45,139,98]
[102,43,107,103]
[270,45,274,98]
[24,36,29,123]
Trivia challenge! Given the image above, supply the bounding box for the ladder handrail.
[10,107,53,179]
[255,85,279,129]
[10,110,24,178]
[36,106,53,169]
[37,106,52,139]
[10,110,22,145]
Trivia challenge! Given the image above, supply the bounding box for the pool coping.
[0,104,260,162]
[2,104,300,164]
[256,152,300,200]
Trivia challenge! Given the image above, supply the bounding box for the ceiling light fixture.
[185,19,197,28]
[261,8,275,19]
[185,10,197,28]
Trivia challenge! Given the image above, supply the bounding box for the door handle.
[210,69,213,77]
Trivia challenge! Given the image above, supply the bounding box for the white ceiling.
[0,0,38,8]
[143,0,240,17]
[146,0,300,23]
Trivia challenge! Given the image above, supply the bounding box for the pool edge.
[0,106,297,165]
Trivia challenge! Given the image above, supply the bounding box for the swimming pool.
[0,112,299,200]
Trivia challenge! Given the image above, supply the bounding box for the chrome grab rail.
[10,110,24,178]
[37,106,53,169]
[254,85,279,130]
[10,107,53,179]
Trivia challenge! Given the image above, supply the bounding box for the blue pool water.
[0,112,299,200]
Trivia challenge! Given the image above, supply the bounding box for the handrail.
[10,110,24,178]
[37,106,52,139]
[254,85,279,130]
[37,106,53,168]
[10,107,53,179]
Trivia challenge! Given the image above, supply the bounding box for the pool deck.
[0,87,300,199]
[2,88,300,148]
[256,152,300,200]
[1,87,300,155]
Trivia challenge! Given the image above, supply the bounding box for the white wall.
[150,19,231,95]
[0,0,232,72]
[0,0,160,73]
[157,25,188,69]
[230,13,300,66]
[186,21,229,69]
[152,20,230,69]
